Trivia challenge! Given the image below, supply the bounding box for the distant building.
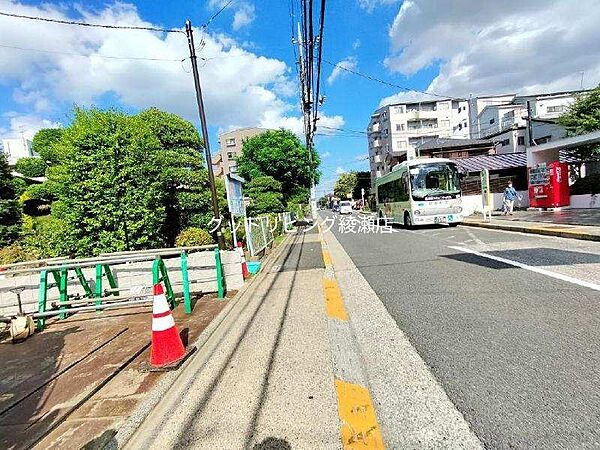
[468,90,587,154]
[367,98,470,186]
[1,138,34,166]
[368,89,589,187]
[212,127,272,177]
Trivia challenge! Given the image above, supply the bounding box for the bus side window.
[400,173,409,202]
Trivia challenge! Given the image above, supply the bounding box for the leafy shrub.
[22,216,73,258]
[0,154,21,247]
[15,157,47,178]
[0,243,39,265]
[175,227,214,247]
[12,177,28,197]
[570,174,600,195]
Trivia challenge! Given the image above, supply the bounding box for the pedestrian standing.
[502,181,521,215]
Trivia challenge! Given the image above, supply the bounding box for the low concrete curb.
[107,236,294,449]
[462,220,600,242]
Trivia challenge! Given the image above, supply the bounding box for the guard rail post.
[180,251,192,314]
[37,270,49,331]
[152,257,176,308]
[58,267,68,320]
[214,248,225,299]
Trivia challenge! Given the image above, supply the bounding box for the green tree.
[32,128,65,165]
[236,129,320,203]
[44,107,217,256]
[334,172,358,199]
[558,85,600,160]
[15,157,47,177]
[353,171,371,200]
[0,154,22,247]
[245,176,284,215]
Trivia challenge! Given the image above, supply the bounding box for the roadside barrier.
[0,245,237,331]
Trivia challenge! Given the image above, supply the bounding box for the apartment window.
[489,118,495,124]
[500,139,510,147]
[396,123,405,131]
[227,151,235,160]
[547,105,566,113]
[463,122,468,129]
[230,165,237,173]
[397,140,407,149]
[457,106,462,113]
[384,129,389,136]
[517,136,525,145]
[458,124,462,130]
[438,102,449,110]
[394,106,404,114]
[440,120,450,128]
[226,138,236,146]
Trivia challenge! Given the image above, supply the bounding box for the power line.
[0,42,184,62]
[0,10,184,33]
[321,58,454,100]
[202,0,236,29]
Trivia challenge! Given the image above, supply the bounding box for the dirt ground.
[0,292,233,450]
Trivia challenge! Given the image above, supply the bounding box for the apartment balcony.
[405,109,444,120]
[372,139,382,148]
[371,122,381,133]
[373,154,382,163]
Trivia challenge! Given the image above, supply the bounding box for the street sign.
[225,174,245,217]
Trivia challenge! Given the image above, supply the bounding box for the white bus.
[375,158,463,228]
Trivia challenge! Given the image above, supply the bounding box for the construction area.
[0,245,246,449]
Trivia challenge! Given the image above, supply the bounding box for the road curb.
[107,234,295,449]
[462,221,600,242]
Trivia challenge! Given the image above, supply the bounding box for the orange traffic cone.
[148,283,190,370]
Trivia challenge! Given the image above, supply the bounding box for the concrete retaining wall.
[0,250,243,317]
[570,194,600,209]
[462,190,529,216]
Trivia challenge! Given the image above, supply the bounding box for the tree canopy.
[236,129,320,204]
[32,128,65,165]
[558,85,600,160]
[40,107,218,256]
[0,154,22,247]
[245,176,284,216]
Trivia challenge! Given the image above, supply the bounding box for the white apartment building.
[212,127,271,177]
[1,138,34,166]
[367,98,469,186]
[468,90,585,154]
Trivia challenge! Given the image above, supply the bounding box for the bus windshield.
[409,163,460,200]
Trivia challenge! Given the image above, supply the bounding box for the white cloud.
[352,39,361,50]
[379,90,443,107]
[335,166,347,175]
[2,112,62,139]
[232,3,256,30]
[358,0,401,13]
[354,153,368,161]
[209,0,256,30]
[384,0,600,96]
[0,2,342,139]
[327,56,358,85]
[321,151,331,158]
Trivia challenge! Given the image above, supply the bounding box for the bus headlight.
[452,206,463,213]
[414,210,421,215]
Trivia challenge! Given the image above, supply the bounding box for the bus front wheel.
[404,212,413,229]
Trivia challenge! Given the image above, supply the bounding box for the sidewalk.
[119,229,343,449]
[463,209,600,241]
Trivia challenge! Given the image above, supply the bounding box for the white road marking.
[463,227,485,246]
[449,246,600,292]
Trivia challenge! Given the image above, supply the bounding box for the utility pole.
[185,20,225,249]
[526,101,535,147]
[297,21,317,219]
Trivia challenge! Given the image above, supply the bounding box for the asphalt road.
[325,211,600,449]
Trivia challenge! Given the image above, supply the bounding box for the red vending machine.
[528,161,570,208]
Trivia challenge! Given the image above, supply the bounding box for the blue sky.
[1,0,599,196]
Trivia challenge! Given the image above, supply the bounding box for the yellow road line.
[322,249,332,267]
[335,379,385,449]
[323,279,348,321]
